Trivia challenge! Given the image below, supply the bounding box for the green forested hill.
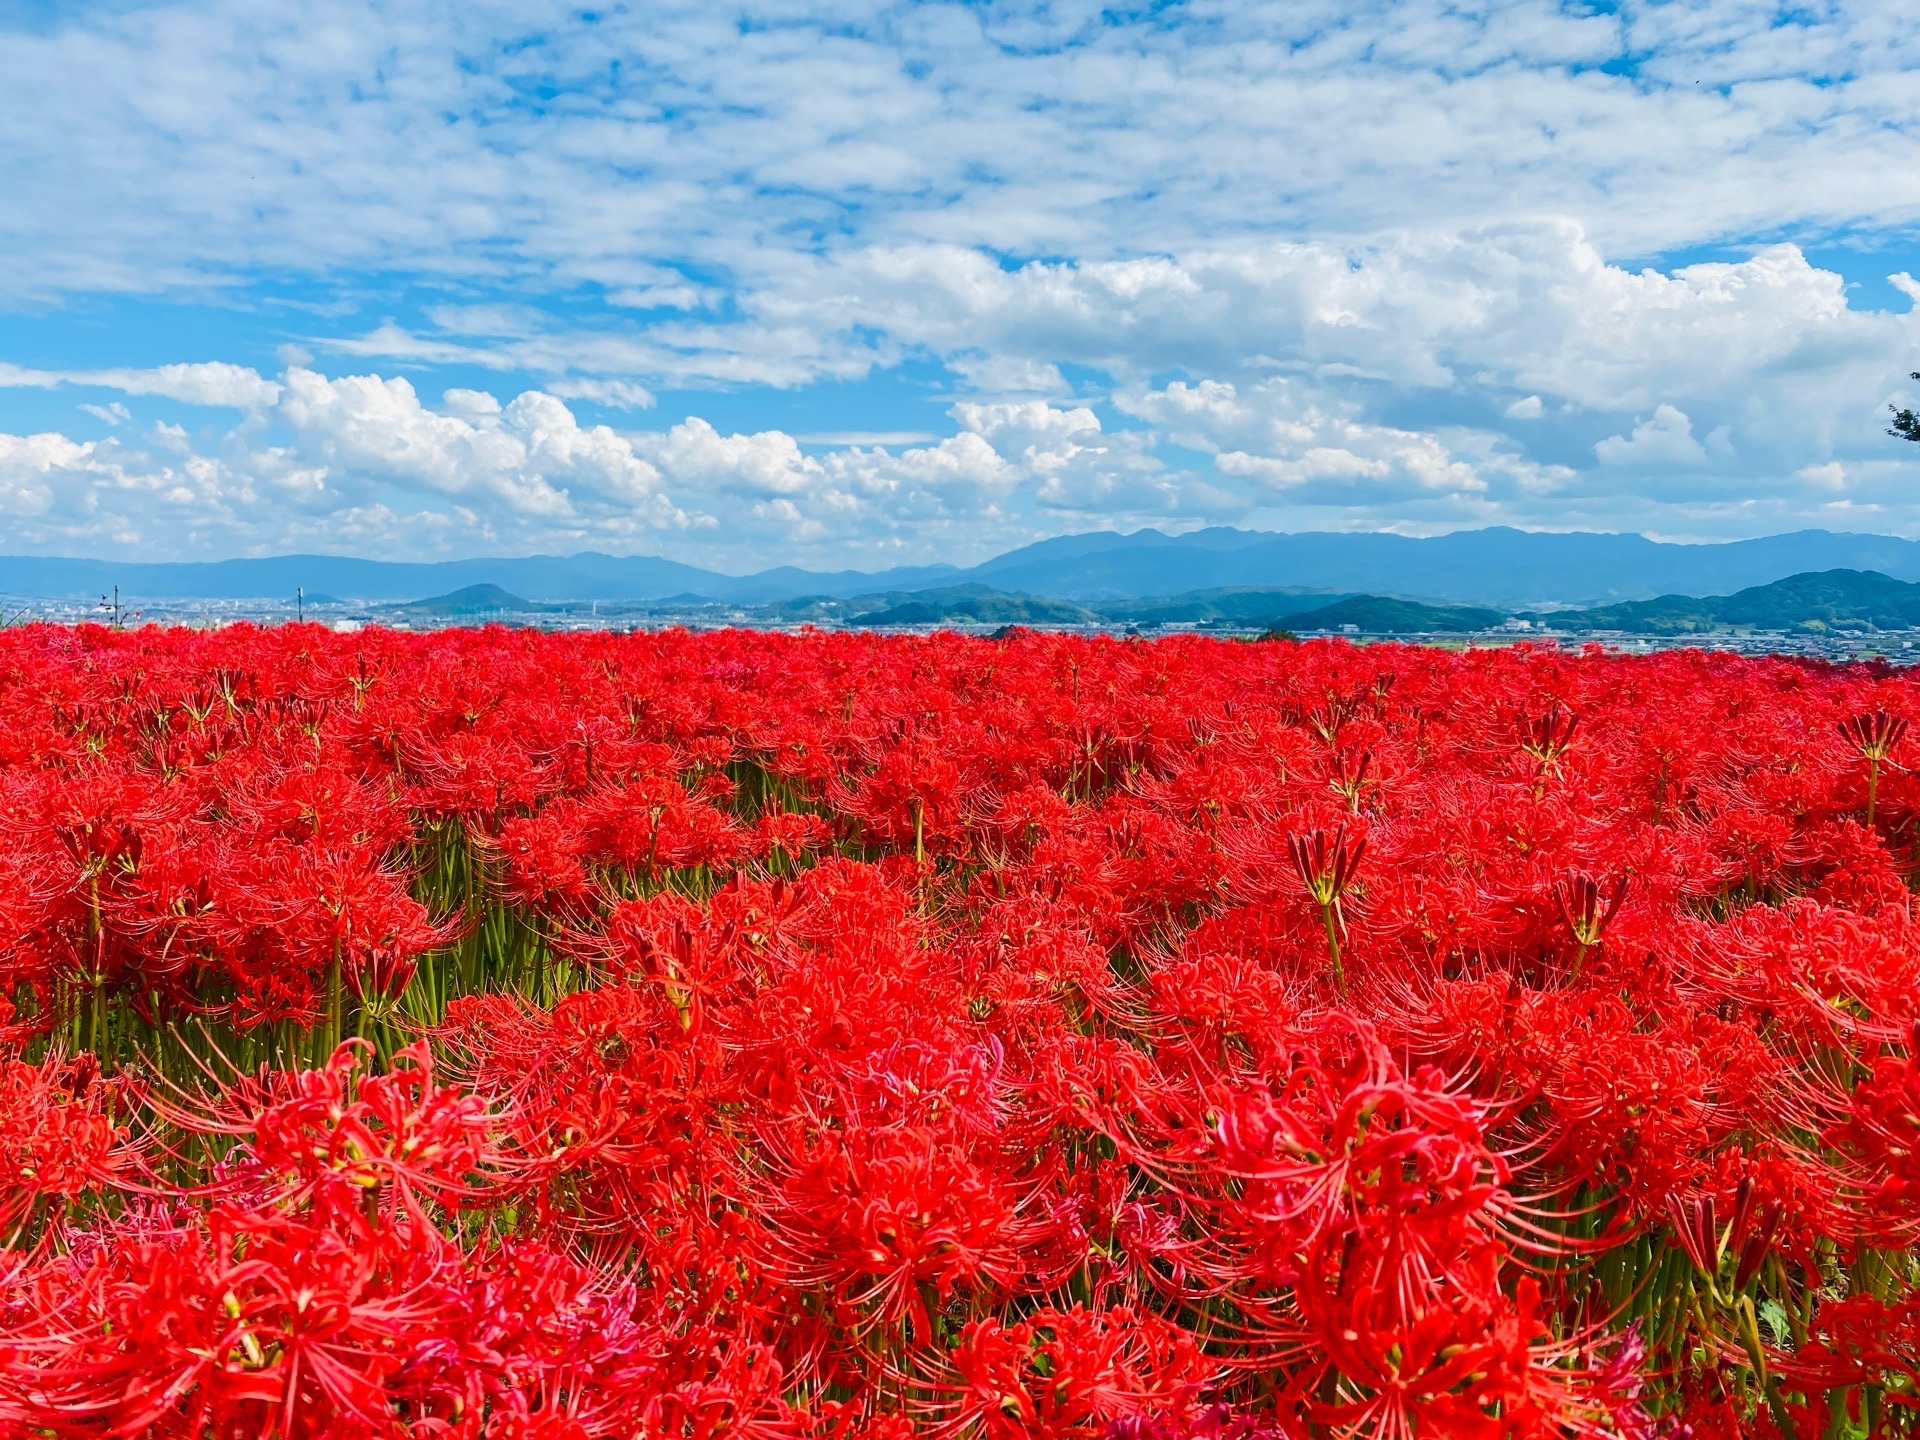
[1537,569,1920,633]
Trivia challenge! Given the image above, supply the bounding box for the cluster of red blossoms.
[0,622,1918,1438]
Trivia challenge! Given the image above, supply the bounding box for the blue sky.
[3,0,1920,570]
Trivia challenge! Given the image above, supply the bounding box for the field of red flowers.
[0,622,1917,1438]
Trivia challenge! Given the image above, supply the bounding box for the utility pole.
[298,586,304,623]
[113,585,121,629]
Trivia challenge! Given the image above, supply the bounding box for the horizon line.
[0,522,1907,578]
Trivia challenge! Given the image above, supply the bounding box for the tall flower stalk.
[1288,823,1367,995]
[1839,708,1907,827]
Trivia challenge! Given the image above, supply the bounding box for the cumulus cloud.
[1117,374,1576,516]
[1218,441,1480,501]
[9,214,1920,560]
[1595,406,1712,469]
[0,427,279,554]
[290,226,1920,481]
[953,401,1100,447]
[944,356,1070,397]
[274,370,676,521]
[632,417,1026,546]
[647,419,813,499]
[948,400,1202,515]
[0,366,1237,562]
[771,229,1899,414]
[0,433,86,516]
[0,369,707,557]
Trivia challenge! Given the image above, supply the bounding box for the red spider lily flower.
[1838,707,1908,762]
[1105,1405,1297,1440]
[1838,708,1908,825]
[0,1052,126,1229]
[946,1305,1204,1440]
[1286,826,1366,912]
[1554,871,1628,977]
[1822,1022,1920,1243]
[1328,749,1371,813]
[1663,1191,1719,1277]
[1287,824,1366,994]
[759,1123,1022,1347]
[1520,702,1579,779]
[1732,1200,1783,1293]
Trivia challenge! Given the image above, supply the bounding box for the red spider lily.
[944,1305,1204,1440]
[1520,702,1579,781]
[1838,707,1908,760]
[0,620,1917,1435]
[1838,707,1908,824]
[1822,1022,1920,1242]
[1287,824,1366,994]
[1554,871,1628,977]
[0,1052,127,1229]
[1328,749,1371,813]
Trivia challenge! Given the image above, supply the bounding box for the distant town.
[13,565,1920,665]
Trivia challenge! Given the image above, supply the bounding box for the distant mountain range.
[15,527,1920,610]
[764,583,1383,629]
[884,568,1920,635]
[380,569,1920,638]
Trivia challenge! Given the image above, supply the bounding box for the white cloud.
[149,422,193,454]
[5,5,1920,560]
[272,371,681,526]
[0,368,1236,562]
[0,433,87,516]
[772,229,1898,414]
[944,355,1069,396]
[647,418,813,499]
[544,378,657,411]
[1222,448,1391,485]
[1117,379,1307,453]
[943,399,1194,514]
[952,401,1102,446]
[1595,405,1711,469]
[1797,461,1849,491]
[1116,373,1576,515]
[633,417,1025,544]
[4,0,1920,305]
[1217,431,1487,503]
[0,362,281,408]
[0,369,705,555]
[439,389,503,420]
[1,222,1918,560]
[795,430,937,446]
[830,432,1013,496]
[0,339,1910,566]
